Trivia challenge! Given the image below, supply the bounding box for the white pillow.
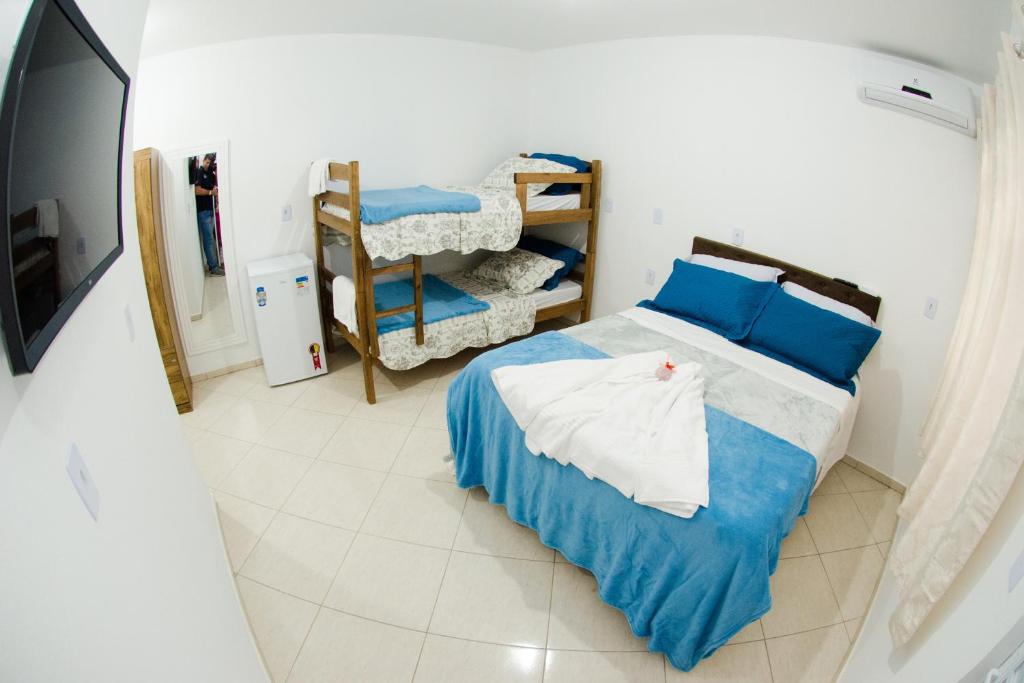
[688,254,783,283]
[469,248,562,294]
[480,157,577,197]
[782,281,875,327]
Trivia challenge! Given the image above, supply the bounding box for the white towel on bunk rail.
[308,158,331,197]
[491,350,710,518]
[331,275,358,333]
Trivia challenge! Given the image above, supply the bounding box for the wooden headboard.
[691,237,882,321]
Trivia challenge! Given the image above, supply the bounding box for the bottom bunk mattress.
[333,272,581,371]
[447,308,858,670]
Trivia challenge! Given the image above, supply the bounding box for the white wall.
[0,1,266,680]
[528,36,981,487]
[133,35,529,375]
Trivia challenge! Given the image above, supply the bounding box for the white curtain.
[889,35,1024,647]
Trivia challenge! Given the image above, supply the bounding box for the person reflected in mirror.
[195,153,224,276]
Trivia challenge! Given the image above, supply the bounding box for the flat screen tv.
[0,0,129,374]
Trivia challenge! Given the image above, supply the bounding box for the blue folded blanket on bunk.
[447,331,817,671]
[375,274,489,335]
[359,185,481,224]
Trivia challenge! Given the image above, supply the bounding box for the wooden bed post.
[348,161,378,404]
[581,159,601,322]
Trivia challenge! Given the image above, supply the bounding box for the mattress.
[526,193,581,212]
[528,278,582,309]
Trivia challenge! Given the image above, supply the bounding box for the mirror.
[160,141,246,354]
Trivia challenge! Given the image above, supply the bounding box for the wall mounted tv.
[0,0,129,374]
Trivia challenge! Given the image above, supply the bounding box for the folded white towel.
[308,158,331,197]
[491,350,709,518]
[36,199,59,238]
[331,275,358,333]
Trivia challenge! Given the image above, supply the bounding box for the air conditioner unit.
[857,58,977,137]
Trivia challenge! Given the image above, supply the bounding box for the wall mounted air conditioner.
[857,58,977,137]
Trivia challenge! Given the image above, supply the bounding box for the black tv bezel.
[0,0,130,374]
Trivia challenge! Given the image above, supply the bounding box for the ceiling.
[141,0,1012,83]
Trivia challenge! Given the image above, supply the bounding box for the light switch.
[604,197,614,213]
[76,237,86,255]
[924,297,939,320]
[281,205,293,222]
[653,208,663,225]
[731,228,745,246]
[645,268,657,285]
[124,304,135,342]
[66,444,99,521]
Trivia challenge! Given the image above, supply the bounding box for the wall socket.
[924,297,939,320]
[124,304,135,342]
[731,228,745,246]
[604,197,614,213]
[652,208,664,225]
[645,268,657,286]
[281,204,293,222]
[66,443,99,521]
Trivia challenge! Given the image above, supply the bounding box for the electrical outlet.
[924,297,939,320]
[281,204,293,222]
[653,208,663,225]
[66,444,99,521]
[76,236,86,255]
[604,197,614,213]
[124,304,134,342]
[645,268,657,286]
[731,228,745,246]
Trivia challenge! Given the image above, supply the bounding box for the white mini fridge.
[247,253,328,386]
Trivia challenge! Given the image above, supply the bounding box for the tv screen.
[0,0,129,373]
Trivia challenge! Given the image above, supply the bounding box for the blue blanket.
[447,332,817,671]
[375,275,489,335]
[360,185,481,224]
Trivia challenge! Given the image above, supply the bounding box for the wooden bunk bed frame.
[313,156,602,404]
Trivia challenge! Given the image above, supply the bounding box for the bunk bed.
[312,156,602,403]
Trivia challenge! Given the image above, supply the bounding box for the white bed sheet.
[618,306,860,483]
[529,279,582,309]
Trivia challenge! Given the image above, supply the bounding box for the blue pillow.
[518,236,584,290]
[743,289,881,394]
[529,153,590,196]
[641,259,777,339]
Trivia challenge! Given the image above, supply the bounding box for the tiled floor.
[183,344,902,683]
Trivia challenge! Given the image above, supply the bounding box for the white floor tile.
[415,635,544,683]
[820,545,884,621]
[292,377,362,416]
[761,556,842,639]
[851,489,902,543]
[844,618,863,641]
[454,488,554,562]
[390,427,455,482]
[812,466,847,496]
[181,425,205,445]
[666,641,772,681]
[430,551,553,648]
[361,474,467,549]
[236,576,318,683]
[204,366,263,396]
[259,407,343,458]
[180,387,237,430]
[803,493,875,553]
[209,397,288,443]
[213,491,276,571]
[547,563,645,652]
[190,432,253,488]
[240,512,355,603]
[318,417,410,472]
[282,460,386,529]
[288,608,424,683]
[415,390,449,430]
[765,624,850,683]
[325,534,449,631]
[877,541,891,558]
[218,446,314,509]
[244,379,310,407]
[349,388,431,426]
[727,619,763,645]
[779,517,817,559]
[545,650,666,683]
[834,462,887,493]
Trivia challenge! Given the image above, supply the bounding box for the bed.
[314,156,602,403]
[446,238,881,671]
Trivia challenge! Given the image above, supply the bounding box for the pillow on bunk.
[518,235,584,290]
[470,248,563,294]
[529,153,591,196]
[742,288,881,394]
[481,157,578,197]
[687,253,784,283]
[644,259,777,339]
